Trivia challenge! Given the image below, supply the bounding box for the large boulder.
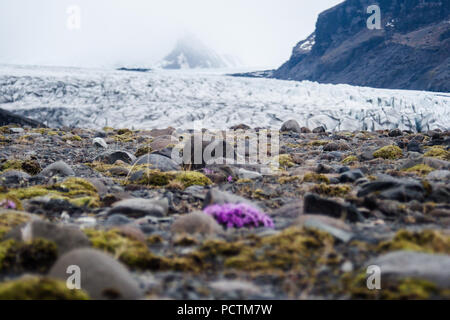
[49,248,142,300]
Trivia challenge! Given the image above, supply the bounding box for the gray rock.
[95,150,136,164]
[388,128,402,137]
[281,119,301,133]
[339,169,364,183]
[0,170,31,184]
[134,153,181,172]
[357,178,425,202]
[9,127,24,134]
[304,193,363,222]
[40,161,75,177]
[423,157,450,170]
[313,126,326,133]
[296,214,354,243]
[368,251,450,289]
[238,168,262,180]
[49,248,142,300]
[93,137,108,149]
[427,170,450,181]
[105,214,133,227]
[5,220,90,255]
[428,183,450,203]
[203,188,259,209]
[108,198,169,218]
[171,211,223,236]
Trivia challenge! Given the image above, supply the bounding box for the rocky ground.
[0,120,449,300]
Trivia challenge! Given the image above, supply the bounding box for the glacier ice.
[0,64,448,132]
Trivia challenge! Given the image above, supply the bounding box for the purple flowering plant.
[0,199,16,210]
[204,203,274,229]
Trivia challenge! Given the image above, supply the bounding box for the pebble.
[39,161,75,177]
[134,153,181,172]
[92,137,108,149]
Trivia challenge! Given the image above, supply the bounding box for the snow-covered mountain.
[158,35,235,69]
[0,64,449,131]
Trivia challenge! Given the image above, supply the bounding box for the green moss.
[0,159,23,171]
[310,183,351,197]
[347,272,448,300]
[0,211,30,239]
[217,227,336,272]
[377,229,450,254]
[303,172,330,184]
[424,146,450,161]
[135,146,153,157]
[0,276,89,300]
[58,177,97,197]
[403,164,435,176]
[134,170,176,186]
[0,238,58,273]
[6,186,50,199]
[63,135,82,142]
[113,129,135,142]
[117,128,132,135]
[342,156,359,165]
[277,154,295,169]
[84,228,195,271]
[69,196,100,208]
[373,145,403,160]
[174,171,212,188]
[278,176,300,184]
[6,178,100,208]
[0,159,41,175]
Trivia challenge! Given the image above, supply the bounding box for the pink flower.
[203,203,274,229]
[227,176,233,182]
[0,199,16,209]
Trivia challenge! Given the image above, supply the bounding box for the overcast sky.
[0,0,343,69]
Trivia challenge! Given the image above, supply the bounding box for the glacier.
[0,64,449,132]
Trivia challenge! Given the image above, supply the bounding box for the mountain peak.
[159,34,228,69]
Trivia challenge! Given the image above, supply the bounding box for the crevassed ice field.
[0,64,449,131]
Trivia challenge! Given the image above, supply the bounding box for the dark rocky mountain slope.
[272,0,450,92]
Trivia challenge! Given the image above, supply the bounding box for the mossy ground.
[342,156,358,165]
[277,154,295,169]
[0,159,41,175]
[373,145,403,160]
[83,228,197,272]
[377,229,450,254]
[310,183,351,197]
[3,177,101,208]
[0,211,30,239]
[424,146,450,161]
[0,238,58,273]
[403,164,435,176]
[346,272,449,299]
[0,276,89,300]
[303,172,330,184]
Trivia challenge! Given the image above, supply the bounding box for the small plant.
[203,203,274,229]
[0,200,16,210]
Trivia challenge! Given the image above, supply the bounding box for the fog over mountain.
[0,0,343,69]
